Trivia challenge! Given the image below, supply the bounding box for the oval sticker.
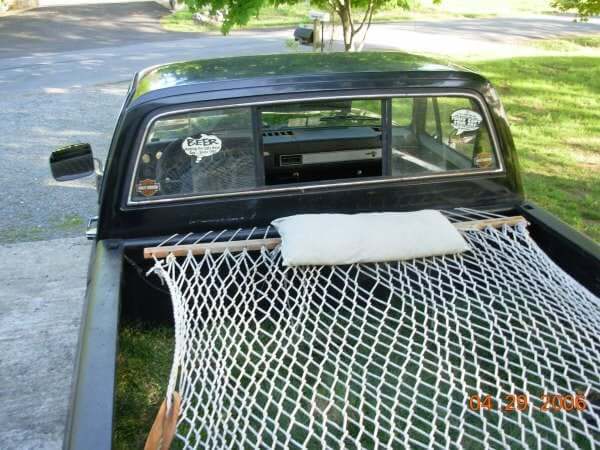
[136,179,160,197]
[182,134,222,162]
[451,109,483,135]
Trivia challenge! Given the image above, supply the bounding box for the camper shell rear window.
[129,94,502,204]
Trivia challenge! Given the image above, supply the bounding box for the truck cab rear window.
[130,96,499,202]
[260,100,383,185]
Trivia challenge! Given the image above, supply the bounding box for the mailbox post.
[308,10,330,52]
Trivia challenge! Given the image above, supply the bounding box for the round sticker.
[451,109,483,135]
[136,179,160,197]
[182,134,222,162]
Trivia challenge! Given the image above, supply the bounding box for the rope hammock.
[144,209,600,449]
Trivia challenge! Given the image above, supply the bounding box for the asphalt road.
[0,1,175,58]
[1,2,600,243]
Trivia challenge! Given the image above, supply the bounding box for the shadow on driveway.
[0,1,202,58]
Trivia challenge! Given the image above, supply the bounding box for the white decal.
[182,134,222,162]
[450,109,483,135]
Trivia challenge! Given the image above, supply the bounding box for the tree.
[552,0,600,19]
[183,0,440,51]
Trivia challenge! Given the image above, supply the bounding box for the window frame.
[126,91,505,206]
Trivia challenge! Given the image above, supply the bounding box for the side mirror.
[50,143,94,181]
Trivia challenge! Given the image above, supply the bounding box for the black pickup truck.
[50,52,600,449]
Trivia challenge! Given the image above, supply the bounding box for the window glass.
[391,96,498,176]
[130,96,499,203]
[390,98,413,127]
[131,108,258,201]
[260,100,383,185]
[261,99,382,130]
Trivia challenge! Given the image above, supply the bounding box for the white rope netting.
[149,212,600,449]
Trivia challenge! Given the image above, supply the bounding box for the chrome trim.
[279,154,302,166]
[301,148,381,165]
[127,91,505,206]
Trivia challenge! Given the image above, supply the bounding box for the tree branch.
[346,0,355,33]
[329,0,343,13]
[353,0,375,36]
[355,1,375,51]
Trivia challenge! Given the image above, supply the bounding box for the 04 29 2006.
[469,393,588,412]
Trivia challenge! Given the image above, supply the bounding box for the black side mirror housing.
[50,143,94,181]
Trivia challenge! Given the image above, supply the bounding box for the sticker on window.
[136,179,160,197]
[182,134,222,162]
[450,109,483,135]
[474,152,495,169]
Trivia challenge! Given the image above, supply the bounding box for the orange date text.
[468,393,587,412]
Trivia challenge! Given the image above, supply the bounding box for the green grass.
[55,213,84,230]
[532,35,600,51]
[0,225,45,243]
[114,324,174,450]
[465,56,600,241]
[0,213,85,243]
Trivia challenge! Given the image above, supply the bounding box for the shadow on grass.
[114,323,174,450]
[467,56,600,241]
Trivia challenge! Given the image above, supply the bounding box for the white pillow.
[271,210,470,267]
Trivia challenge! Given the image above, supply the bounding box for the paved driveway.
[0,1,178,58]
[0,238,89,450]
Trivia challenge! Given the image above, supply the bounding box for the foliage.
[552,0,600,19]
[182,0,440,50]
[164,3,312,31]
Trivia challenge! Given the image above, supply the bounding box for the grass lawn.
[465,54,600,241]
[162,0,554,33]
[531,35,600,52]
[114,324,174,450]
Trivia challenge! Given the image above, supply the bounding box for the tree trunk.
[338,6,354,51]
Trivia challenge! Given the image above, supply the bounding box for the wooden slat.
[454,215,527,231]
[144,391,181,450]
[144,237,281,259]
[143,216,527,259]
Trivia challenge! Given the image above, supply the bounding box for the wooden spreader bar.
[143,216,527,260]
